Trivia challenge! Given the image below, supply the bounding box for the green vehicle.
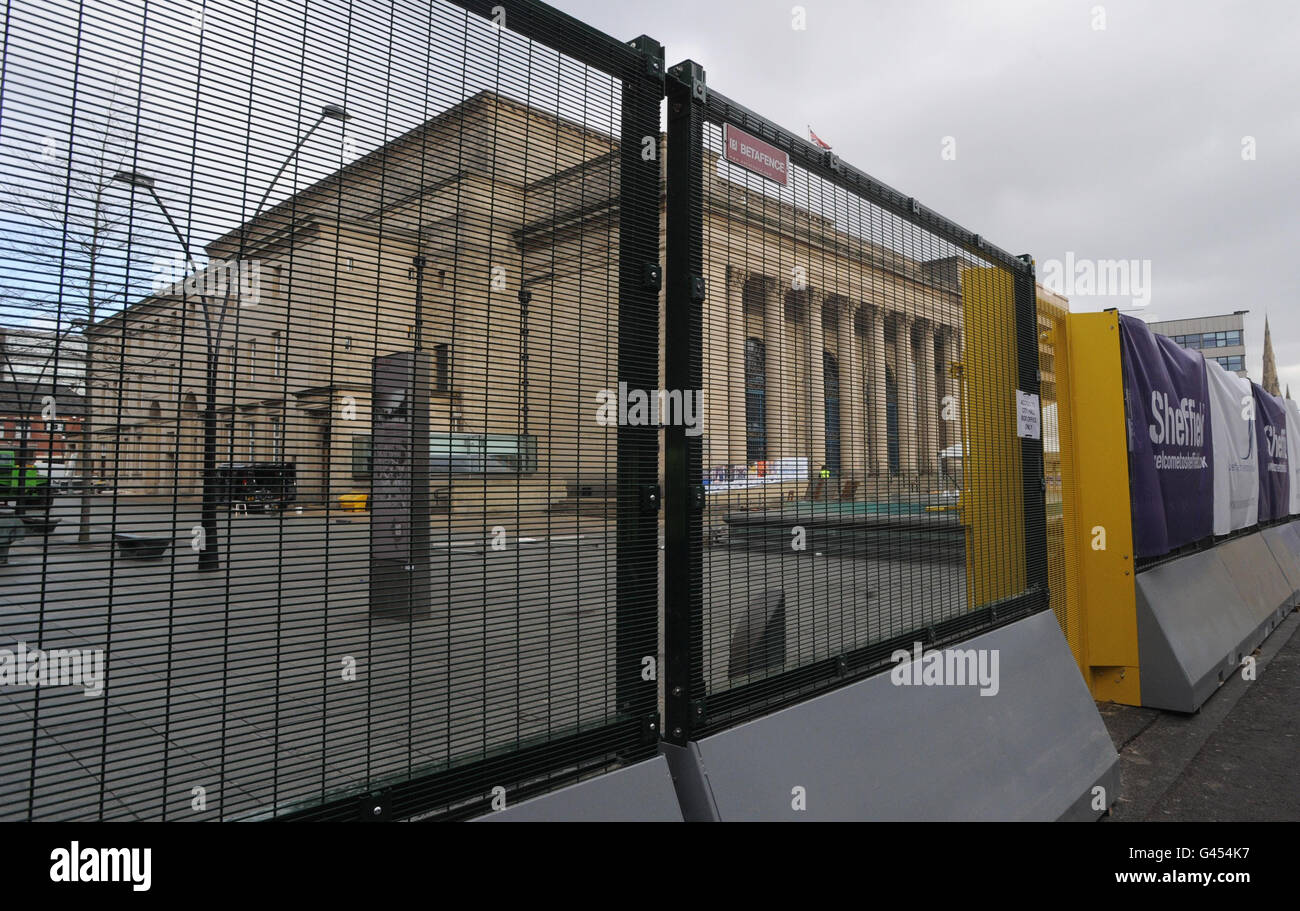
[0,448,53,513]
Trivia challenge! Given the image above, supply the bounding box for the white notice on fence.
[1016,390,1041,440]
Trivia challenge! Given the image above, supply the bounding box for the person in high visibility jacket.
[819,465,831,479]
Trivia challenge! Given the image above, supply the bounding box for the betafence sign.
[1119,314,1213,558]
[723,123,789,185]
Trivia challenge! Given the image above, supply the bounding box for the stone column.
[917,319,936,475]
[842,304,865,482]
[895,313,916,476]
[727,268,747,468]
[869,307,888,476]
[782,289,800,459]
[808,291,827,477]
[935,326,954,453]
[761,276,786,459]
[944,326,965,458]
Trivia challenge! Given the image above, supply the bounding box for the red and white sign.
[723,123,788,186]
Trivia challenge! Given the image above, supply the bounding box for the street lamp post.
[112,104,349,571]
[114,168,227,570]
[251,104,351,219]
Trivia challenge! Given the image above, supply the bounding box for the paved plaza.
[0,495,966,820]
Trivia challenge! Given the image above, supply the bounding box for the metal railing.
[0,0,1046,820]
[662,66,1048,740]
[0,0,662,821]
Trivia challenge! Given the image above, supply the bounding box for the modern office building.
[1146,311,1248,378]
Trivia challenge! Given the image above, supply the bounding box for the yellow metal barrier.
[1037,292,1081,669]
[1041,305,1142,705]
[960,266,1026,609]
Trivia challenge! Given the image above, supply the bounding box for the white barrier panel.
[1206,358,1258,535]
[1287,398,1300,516]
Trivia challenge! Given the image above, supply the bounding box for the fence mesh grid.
[1036,291,1081,672]
[683,96,1044,732]
[0,0,660,821]
[1,0,1048,821]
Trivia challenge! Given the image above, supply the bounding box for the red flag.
[808,126,831,150]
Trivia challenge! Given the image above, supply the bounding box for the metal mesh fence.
[1,0,1049,821]
[664,76,1048,738]
[1037,290,1082,672]
[0,0,662,821]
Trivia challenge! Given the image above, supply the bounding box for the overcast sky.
[3,0,1297,387]
[554,0,1300,389]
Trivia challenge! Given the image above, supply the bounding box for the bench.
[113,533,172,560]
[19,515,61,537]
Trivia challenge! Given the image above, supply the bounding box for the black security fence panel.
[663,65,1047,740]
[0,0,663,820]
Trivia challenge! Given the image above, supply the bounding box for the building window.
[248,339,258,382]
[351,434,371,479]
[823,350,841,477]
[430,432,538,474]
[886,367,900,475]
[1171,329,1243,351]
[744,337,767,463]
[246,421,256,460]
[1215,355,1245,373]
[269,417,283,459]
[435,343,451,393]
[272,331,283,378]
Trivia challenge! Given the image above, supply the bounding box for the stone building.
[85,90,973,514]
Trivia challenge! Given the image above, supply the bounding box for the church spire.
[1262,315,1281,396]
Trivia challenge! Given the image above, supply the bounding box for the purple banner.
[1119,314,1214,558]
[1253,383,1289,521]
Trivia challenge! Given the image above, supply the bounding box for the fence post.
[616,35,667,735]
[663,59,707,745]
[1015,254,1049,607]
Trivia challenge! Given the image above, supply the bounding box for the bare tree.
[0,78,157,541]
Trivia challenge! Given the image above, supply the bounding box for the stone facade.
[85,91,971,514]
